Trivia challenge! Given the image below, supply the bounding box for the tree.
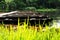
[0,1,6,12]
[26,0,39,8]
[14,0,26,10]
[9,2,17,11]
[5,0,13,3]
[47,0,59,8]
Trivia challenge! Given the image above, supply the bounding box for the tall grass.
[0,18,60,40]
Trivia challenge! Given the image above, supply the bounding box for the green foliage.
[0,0,60,11]
[5,0,13,3]
[9,2,16,11]
[0,1,6,12]
[25,7,36,11]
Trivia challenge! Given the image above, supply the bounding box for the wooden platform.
[0,11,53,27]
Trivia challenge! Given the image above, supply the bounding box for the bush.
[25,7,36,11]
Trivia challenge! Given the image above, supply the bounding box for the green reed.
[0,18,59,40]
